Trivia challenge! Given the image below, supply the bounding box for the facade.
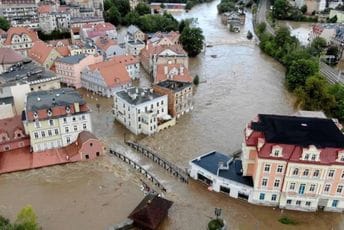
[0,115,30,152]
[55,54,103,88]
[38,5,71,33]
[0,96,16,119]
[110,55,140,80]
[75,130,105,160]
[0,47,23,74]
[113,87,175,135]
[81,58,132,97]
[28,41,62,69]
[154,63,192,83]
[189,151,254,201]
[127,25,145,42]
[3,27,40,57]
[23,87,92,152]
[0,0,39,28]
[241,114,344,212]
[153,80,193,118]
[95,36,125,58]
[126,39,145,56]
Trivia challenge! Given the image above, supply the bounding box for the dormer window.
[311,154,316,161]
[33,111,38,119]
[305,154,310,160]
[47,109,52,117]
[336,151,344,162]
[66,106,71,113]
[302,146,320,161]
[271,145,282,157]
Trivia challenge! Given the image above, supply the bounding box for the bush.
[278,216,297,225]
[208,219,224,230]
[193,75,200,85]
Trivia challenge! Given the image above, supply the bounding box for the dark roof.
[192,151,253,187]
[56,54,86,64]
[116,88,163,105]
[0,96,14,105]
[26,87,85,111]
[128,193,173,230]
[252,114,344,148]
[156,80,192,92]
[0,60,56,86]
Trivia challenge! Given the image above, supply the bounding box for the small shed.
[128,193,173,230]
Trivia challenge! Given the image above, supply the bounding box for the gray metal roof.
[156,80,192,92]
[127,25,141,35]
[57,54,86,64]
[116,87,163,105]
[26,87,85,112]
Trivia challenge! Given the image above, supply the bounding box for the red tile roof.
[28,41,54,65]
[4,27,39,46]
[141,44,186,57]
[0,48,23,64]
[95,36,117,51]
[47,39,71,47]
[156,64,192,83]
[0,115,27,140]
[110,54,139,66]
[37,5,52,14]
[56,46,70,57]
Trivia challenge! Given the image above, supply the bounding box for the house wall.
[79,139,105,160]
[9,84,31,114]
[0,138,30,152]
[29,78,61,92]
[0,104,16,119]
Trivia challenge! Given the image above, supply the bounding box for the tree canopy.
[0,17,10,31]
[179,26,204,57]
[0,205,39,230]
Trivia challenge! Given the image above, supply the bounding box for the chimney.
[164,65,168,75]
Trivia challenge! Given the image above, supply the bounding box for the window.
[81,115,85,120]
[290,183,295,190]
[90,143,93,147]
[332,200,339,208]
[72,117,76,122]
[55,129,59,135]
[306,201,311,206]
[342,171,344,179]
[66,136,70,144]
[259,193,265,200]
[311,154,316,160]
[34,132,38,139]
[313,170,320,177]
[161,100,164,105]
[34,121,41,128]
[277,165,283,173]
[65,127,69,133]
[296,200,301,206]
[83,124,87,130]
[41,131,45,138]
[63,117,67,123]
[299,184,306,194]
[303,169,309,176]
[262,179,268,186]
[324,184,331,192]
[293,168,299,175]
[264,164,270,172]
[304,154,309,160]
[274,179,280,188]
[271,194,277,201]
[328,170,335,178]
[341,155,344,161]
[337,185,343,193]
[74,125,77,131]
[309,184,316,192]
[162,108,164,112]
[286,199,292,205]
[49,119,54,126]
[48,130,52,136]
[274,150,279,157]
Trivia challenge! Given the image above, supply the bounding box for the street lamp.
[214,208,222,219]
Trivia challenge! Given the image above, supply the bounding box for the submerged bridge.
[126,141,189,184]
[320,61,344,84]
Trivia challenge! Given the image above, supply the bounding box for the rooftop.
[28,41,54,65]
[191,151,253,187]
[0,96,14,105]
[116,88,163,105]
[156,79,192,91]
[0,48,23,65]
[251,114,344,148]
[26,87,85,112]
[56,54,86,64]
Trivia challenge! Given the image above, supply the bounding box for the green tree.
[106,6,121,25]
[14,205,39,230]
[180,26,205,57]
[286,58,319,90]
[329,84,344,120]
[301,4,307,14]
[160,3,166,9]
[328,15,338,23]
[0,16,10,31]
[104,0,114,11]
[0,215,12,230]
[193,74,200,85]
[217,1,236,14]
[123,11,140,25]
[135,2,151,15]
[113,0,130,18]
[272,0,290,19]
[256,22,266,34]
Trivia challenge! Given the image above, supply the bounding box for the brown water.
[1,1,344,229]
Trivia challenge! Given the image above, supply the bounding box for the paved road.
[256,0,275,35]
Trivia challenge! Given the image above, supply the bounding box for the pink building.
[80,22,117,41]
[0,115,30,152]
[55,54,103,88]
[242,114,344,212]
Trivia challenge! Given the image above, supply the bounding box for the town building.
[94,36,125,58]
[0,47,23,74]
[140,44,188,76]
[154,63,192,83]
[28,41,62,69]
[126,39,145,56]
[113,87,175,135]
[189,151,254,201]
[148,31,180,46]
[80,22,117,41]
[0,0,39,28]
[153,80,193,118]
[0,115,30,152]
[110,55,140,80]
[294,0,326,14]
[3,27,40,57]
[81,58,131,97]
[0,94,16,119]
[55,54,103,88]
[23,87,92,152]
[309,24,336,45]
[241,114,344,212]
[70,17,104,28]
[38,5,71,33]
[127,25,145,42]
[69,41,97,56]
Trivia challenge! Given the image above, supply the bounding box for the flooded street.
[1,0,344,229]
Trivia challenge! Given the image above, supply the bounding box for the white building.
[113,87,175,135]
[189,151,254,201]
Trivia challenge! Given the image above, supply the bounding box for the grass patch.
[278,216,298,225]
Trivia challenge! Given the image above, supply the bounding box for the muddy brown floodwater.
[1,1,344,229]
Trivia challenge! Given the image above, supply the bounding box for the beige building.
[28,41,62,69]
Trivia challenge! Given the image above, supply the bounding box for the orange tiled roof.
[37,5,52,14]
[28,41,54,65]
[110,54,139,66]
[95,36,117,51]
[0,47,23,64]
[0,115,27,140]
[4,27,39,46]
[156,63,192,83]
[56,46,70,57]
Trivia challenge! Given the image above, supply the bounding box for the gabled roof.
[156,64,192,83]
[55,46,70,57]
[56,54,86,64]
[0,48,23,65]
[110,54,139,66]
[127,25,142,35]
[128,194,173,230]
[4,27,39,46]
[28,41,54,65]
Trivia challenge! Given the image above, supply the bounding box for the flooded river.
[1,0,344,229]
